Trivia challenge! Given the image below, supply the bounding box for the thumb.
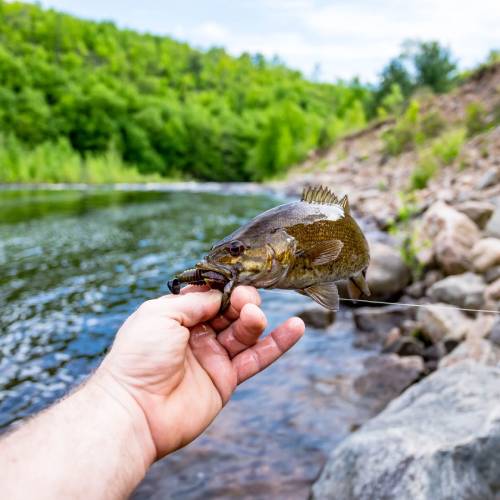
[160,289,222,327]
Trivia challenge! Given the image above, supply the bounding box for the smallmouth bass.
[168,186,370,311]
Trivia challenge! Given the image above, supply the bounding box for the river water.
[0,189,378,499]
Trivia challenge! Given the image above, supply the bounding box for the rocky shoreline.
[288,64,500,498]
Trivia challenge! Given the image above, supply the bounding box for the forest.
[0,1,460,182]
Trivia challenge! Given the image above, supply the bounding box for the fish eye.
[227,240,245,257]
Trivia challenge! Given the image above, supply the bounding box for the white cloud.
[182,0,500,82]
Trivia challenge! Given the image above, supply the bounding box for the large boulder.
[427,272,486,310]
[472,238,500,273]
[366,242,410,300]
[312,361,500,500]
[415,202,480,274]
[416,304,470,344]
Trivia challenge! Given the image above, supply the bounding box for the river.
[0,188,378,499]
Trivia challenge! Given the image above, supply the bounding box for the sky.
[28,0,500,82]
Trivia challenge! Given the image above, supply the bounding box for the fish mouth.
[167,261,234,295]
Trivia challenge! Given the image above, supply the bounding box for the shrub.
[431,128,465,165]
[410,150,439,190]
[382,100,421,155]
[465,102,489,137]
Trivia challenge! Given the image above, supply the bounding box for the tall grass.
[0,135,162,184]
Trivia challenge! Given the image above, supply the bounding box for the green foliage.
[0,1,374,183]
[410,41,457,93]
[0,134,159,183]
[465,102,488,137]
[382,100,447,156]
[430,128,465,165]
[377,83,404,118]
[373,40,458,112]
[382,100,422,155]
[410,150,438,190]
[409,128,465,190]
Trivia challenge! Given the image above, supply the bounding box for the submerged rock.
[365,242,410,300]
[312,361,500,500]
[416,202,480,274]
[427,272,485,310]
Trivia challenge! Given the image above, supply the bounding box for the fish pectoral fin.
[299,240,343,266]
[302,282,340,311]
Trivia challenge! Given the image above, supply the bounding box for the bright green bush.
[431,128,465,165]
[0,134,158,183]
[465,102,489,137]
[410,150,439,190]
[382,100,422,155]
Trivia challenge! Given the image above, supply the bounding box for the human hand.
[96,286,304,462]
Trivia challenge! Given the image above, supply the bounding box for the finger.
[189,324,237,404]
[210,286,261,332]
[145,290,222,327]
[233,317,305,384]
[179,284,211,295]
[217,303,267,357]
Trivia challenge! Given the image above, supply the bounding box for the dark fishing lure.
[168,185,370,311]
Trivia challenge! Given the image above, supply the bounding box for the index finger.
[148,289,222,327]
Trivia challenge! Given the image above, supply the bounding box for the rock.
[297,306,335,329]
[489,317,500,346]
[427,272,485,310]
[484,265,500,283]
[422,342,446,361]
[439,338,500,368]
[416,304,470,344]
[484,278,500,307]
[404,281,425,298]
[455,200,494,229]
[382,337,425,357]
[472,238,500,272]
[353,354,424,412]
[353,305,415,334]
[416,202,480,274]
[485,204,500,238]
[313,361,500,500]
[476,166,500,189]
[423,270,444,289]
[382,327,401,350]
[366,242,411,300]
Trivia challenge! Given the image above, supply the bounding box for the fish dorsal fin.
[339,194,350,216]
[301,185,339,205]
[301,282,340,311]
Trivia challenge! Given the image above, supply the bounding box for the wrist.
[89,366,157,468]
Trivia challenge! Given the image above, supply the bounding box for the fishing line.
[263,289,500,315]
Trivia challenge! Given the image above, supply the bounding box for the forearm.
[0,368,156,500]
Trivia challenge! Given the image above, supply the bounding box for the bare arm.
[0,287,304,499]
